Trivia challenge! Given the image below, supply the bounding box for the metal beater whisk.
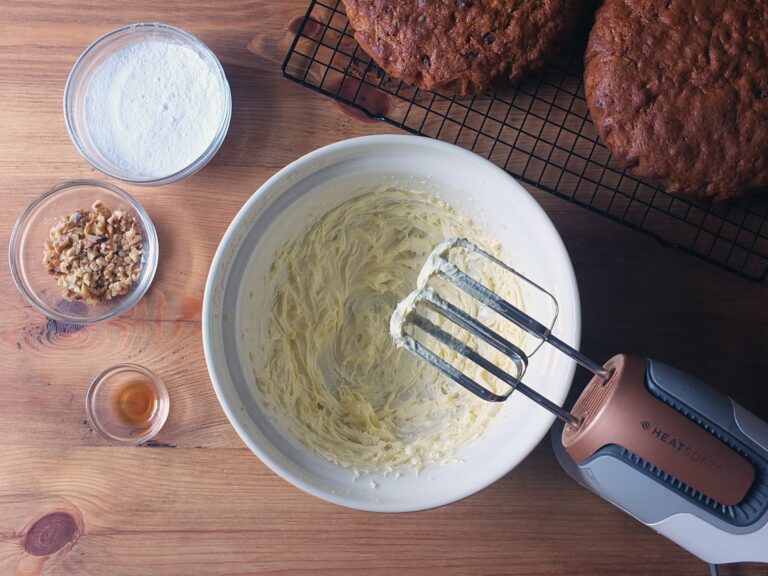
[390,238,609,427]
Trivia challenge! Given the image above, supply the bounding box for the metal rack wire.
[281,0,768,282]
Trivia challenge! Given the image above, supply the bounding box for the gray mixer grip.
[647,359,768,457]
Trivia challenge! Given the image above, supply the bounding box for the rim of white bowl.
[203,134,581,512]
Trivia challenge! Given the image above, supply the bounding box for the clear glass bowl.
[9,179,159,324]
[63,22,232,186]
[86,364,169,445]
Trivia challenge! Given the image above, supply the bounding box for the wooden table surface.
[1,2,767,575]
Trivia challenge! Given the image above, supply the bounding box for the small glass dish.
[86,364,170,445]
[9,179,159,325]
[64,22,232,186]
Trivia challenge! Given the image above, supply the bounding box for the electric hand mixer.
[391,238,768,567]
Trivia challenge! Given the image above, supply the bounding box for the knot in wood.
[24,512,79,556]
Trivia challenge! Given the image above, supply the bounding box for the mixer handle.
[562,354,756,506]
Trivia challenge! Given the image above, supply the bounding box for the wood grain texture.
[0,1,766,575]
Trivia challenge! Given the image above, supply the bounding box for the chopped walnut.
[43,200,143,304]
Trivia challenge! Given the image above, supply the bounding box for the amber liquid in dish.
[113,380,157,427]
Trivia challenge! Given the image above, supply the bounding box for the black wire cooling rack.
[281,0,768,282]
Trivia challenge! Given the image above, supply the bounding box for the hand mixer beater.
[391,238,768,566]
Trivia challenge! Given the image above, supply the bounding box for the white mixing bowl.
[203,135,580,512]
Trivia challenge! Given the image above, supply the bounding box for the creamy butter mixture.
[247,188,523,474]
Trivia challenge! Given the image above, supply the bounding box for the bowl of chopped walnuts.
[9,179,158,324]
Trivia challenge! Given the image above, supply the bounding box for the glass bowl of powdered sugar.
[64,23,231,185]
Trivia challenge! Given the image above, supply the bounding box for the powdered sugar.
[85,39,224,179]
